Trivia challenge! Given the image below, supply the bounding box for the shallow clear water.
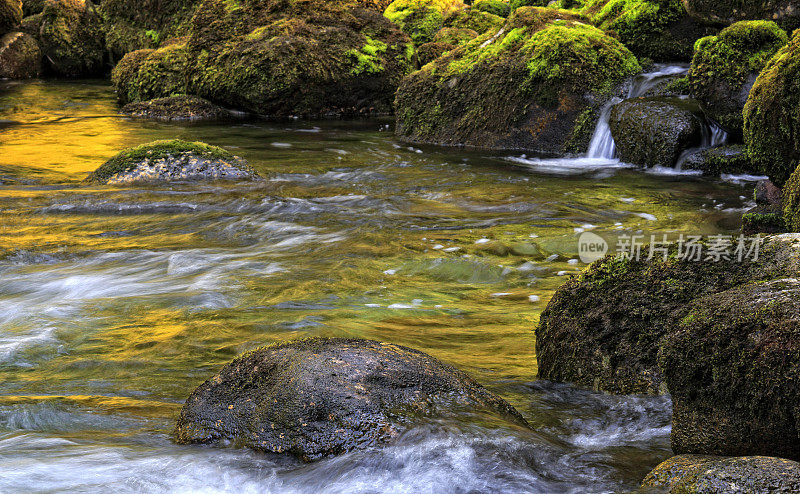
[0,80,757,493]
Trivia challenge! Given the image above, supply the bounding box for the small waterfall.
[585,65,689,160]
[674,120,730,170]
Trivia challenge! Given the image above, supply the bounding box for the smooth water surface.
[0,80,756,493]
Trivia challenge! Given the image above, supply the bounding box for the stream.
[0,80,759,493]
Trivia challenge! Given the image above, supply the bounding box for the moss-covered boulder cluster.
[395,7,641,153]
[682,0,800,32]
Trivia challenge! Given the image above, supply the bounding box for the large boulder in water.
[0,0,22,33]
[642,454,800,493]
[536,234,800,395]
[584,0,714,62]
[86,139,260,185]
[114,0,413,118]
[660,278,800,459]
[688,20,787,137]
[174,337,528,461]
[394,7,641,154]
[744,30,800,187]
[682,0,800,32]
[608,97,703,168]
[37,0,105,77]
[0,31,41,78]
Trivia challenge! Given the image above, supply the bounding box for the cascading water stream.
[585,65,690,160]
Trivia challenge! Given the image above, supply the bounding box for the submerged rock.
[660,278,800,459]
[395,7,641,154]
[0,31,40,78]
[609,97,703,168]
[642,454,800,493]
[536,234,800,395]
[120,95,236,121]
[37,0,105,77]
[86,139,260,185]
[175,337,528,461]
[744,30,800,186]
[1,0,22,33]
[688,21,788,137]
[682,0,800,32]
[681,145,757,177]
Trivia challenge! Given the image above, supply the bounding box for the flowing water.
[0,80,758,493]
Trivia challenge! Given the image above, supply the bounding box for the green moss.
[443,7,505,33]
[473,0,510,17]
[348,36,389,74]
[385,0,464,45]
[88,140,237,182]
[663,75,688,94]
[111,43,190,104]
[782,165,800,232]
[743,31,800,186]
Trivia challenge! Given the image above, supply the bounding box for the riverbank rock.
[536,234,800,395]
[682,0,800,32]
[744,30,800,187]
[86,139,259,185]
[119,95,234,121]
[688,21,787,137]
[0,31,40,78]
[642,455,800,493]
[175,337,528,461]
[743,178,785,235]
[384,0,466,45]
[395,7,641,154]
[37,0,105,77]
[114,0,413,118]
[659,278,800,459]
[681,145,757,176]
[584,0,713,62]
[1,0,22,33]
[609,97,703,168]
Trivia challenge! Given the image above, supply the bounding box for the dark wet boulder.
[744,30,800,187]
[609,97,703,168]
[384,0,466,45]
[682,0,800,32]
[584,0,714,62]
[0,31,40,78]
[642,454,800,493]
[1,0,22,32]
[37,0,105,77]
[681,145,757,176]
[536,234,800,395]
[659,278,800,459]
[743,178,785,235]
[175,337,527,461]
[688,21,787,137]
[86,139,260,185]
[120,95,236,121]
[395,7,640,154]
[111,44,188,104]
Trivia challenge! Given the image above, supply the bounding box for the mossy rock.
[583,0,714,62]
[682,0,800,32]
[609,97,703,168]
[174,337,528,461]
[642,455,800,493]
[120,95,235,122]
[688,21,787,137]
[21,0,43,15]
[38,0,105,77]
[442,6,505,33]
[743,204,786,235]
[384,0,466,45]
[782,164,800,232]
[473,0,510,17]
[0,31,41,78]
[660,278,800,460]
[1,0,22,32]
[86,139,259,185]
[111,44,189,104]
[681,144,757,177]
[536,234,800,395]
[395,7,641,153]
[743,30,800,187]
[509,0,548,10]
